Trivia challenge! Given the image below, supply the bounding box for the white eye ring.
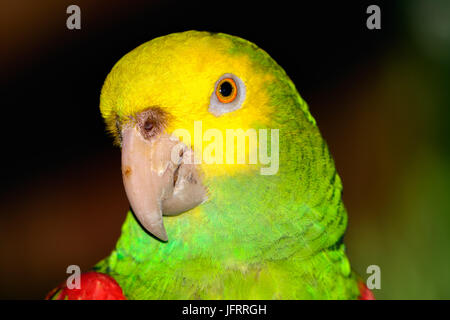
[208,73,246,117]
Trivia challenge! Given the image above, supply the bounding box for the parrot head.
[100,31,344,255]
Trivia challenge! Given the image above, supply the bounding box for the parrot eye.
[216,78,237,103]
[209,73,246,116]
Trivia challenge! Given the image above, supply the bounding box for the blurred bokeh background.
[1,0,449,299]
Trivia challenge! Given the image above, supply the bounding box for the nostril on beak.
[144,118,155,132]
[136,107,168,140]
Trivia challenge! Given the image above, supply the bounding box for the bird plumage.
[51,31,367,299]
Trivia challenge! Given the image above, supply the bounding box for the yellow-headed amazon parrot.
[47,31,374,300]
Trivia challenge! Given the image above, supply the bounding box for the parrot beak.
[120,110,207,242]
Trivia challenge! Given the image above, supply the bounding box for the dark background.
[1,0,449,299]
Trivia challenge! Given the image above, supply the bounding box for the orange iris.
[216,78,237,103]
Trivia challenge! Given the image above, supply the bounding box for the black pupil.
[219,81,233,97]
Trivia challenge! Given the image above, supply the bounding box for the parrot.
[46,30,374,300]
